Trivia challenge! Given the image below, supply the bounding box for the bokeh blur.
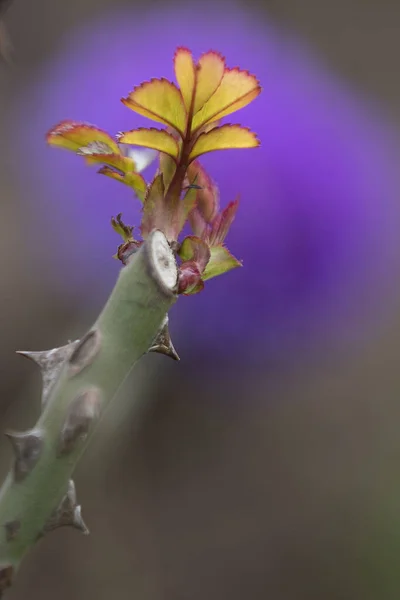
[1,0,400,598]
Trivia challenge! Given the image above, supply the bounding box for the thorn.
[68,329,102,378]
[148,315,180,361]
[43,479,89,536]
[4,520,20,542]
[4,429,43,482]
[58,387,102,456]
[72,506,90,535]
[16,340,80,407]
[0,565,13,598]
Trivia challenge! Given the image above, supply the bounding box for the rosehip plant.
[0,47,261,596]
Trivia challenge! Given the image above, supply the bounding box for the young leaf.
[193,51,226,114]
[174,48,226,117]
[176,185,198,234]
[118,128,179,160]
[191,69,261,132]
[179,235,211,273]
[189,207,208,239]
[202,245,242,280]
[140,173,166,238]
[174,47,196,111]
[159,152,177,191]
[98,166,147,200]
[83,151,133,172]
[121,78,186,137]
[111,213,133,242]
[208,199,239,246]
[189,124,259,161]
[46,121,120,154]
[186,160,219,222]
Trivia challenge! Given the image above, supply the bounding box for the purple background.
[10,1,400,365]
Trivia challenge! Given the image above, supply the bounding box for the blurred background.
[1,0,400,598]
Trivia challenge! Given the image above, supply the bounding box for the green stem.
[0,230,178,596]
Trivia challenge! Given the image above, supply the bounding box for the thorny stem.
[0,230,178,596]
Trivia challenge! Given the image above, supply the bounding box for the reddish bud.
[178,261,203,295]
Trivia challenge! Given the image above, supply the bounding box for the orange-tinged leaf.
[174,47,196,111]
[46,120,120,154]
[121,78,186,137]
[202,245,242,280]
[189,124,259,161]
[98,166,147,200]
[193,51,225,114]
[118,128,179,160]
[191,68,260,131]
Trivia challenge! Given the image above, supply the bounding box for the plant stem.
[0,229,178,596]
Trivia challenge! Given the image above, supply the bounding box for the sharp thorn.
[43,479,89,536]
[148,316,180,361]
[16,341,80,407]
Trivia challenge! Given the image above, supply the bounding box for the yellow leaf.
[121,78,186,137]
[46,120,120,154]
[191,68,261,131]
[98,166,147,201]
[189,124,259,161]
[193,51,225,114]
[118,128,179,160]
[174,47,196,112]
